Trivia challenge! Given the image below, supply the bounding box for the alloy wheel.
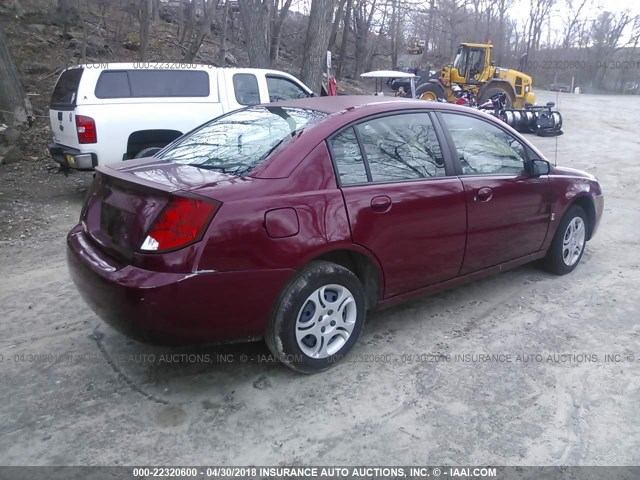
[295,284,358,359]
[562,217,586,266]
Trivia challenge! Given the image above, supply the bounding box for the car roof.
[255,95,549,179]
[265,95,454,114]
[69,63,302,77]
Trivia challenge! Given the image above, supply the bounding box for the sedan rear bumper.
[67,227,294,345]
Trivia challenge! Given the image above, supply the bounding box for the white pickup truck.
[48,63,314,169]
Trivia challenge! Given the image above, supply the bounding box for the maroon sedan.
[67,96,603,373]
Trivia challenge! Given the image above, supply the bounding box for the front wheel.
[479,87,513,109]
[416,82,445,101]
[265,261,366,373]
[543,205,588,275]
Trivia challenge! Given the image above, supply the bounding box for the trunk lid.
[49,67,84,148]
[82,161,233,259]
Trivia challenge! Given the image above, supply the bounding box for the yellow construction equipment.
[416,42,535,109]
[406,38,424,55]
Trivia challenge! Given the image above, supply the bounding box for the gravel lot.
[1,91,639,466]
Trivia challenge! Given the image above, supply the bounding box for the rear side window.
[94,70,210,98]
[51,68,83,108]
[329,128,369,185]
[233,73,260,105]
[356,113,446,182]
[94,71,130,98]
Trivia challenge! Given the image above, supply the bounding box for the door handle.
[474,187,493,202]
[371,195,392,212]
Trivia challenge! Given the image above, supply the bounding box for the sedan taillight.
[76,115,97,144]
[140,197,218,253]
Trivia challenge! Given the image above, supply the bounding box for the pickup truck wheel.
[134,147,162,159]
[543,205,587,275]
[265,261,366,374]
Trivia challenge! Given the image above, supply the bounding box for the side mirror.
[531,159,550,176]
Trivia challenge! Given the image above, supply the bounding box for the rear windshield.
[157,106,326,175]
[50,68,83,108]
[95,70,210,98]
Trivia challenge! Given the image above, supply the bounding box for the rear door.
[438,111,552,274]
[329,112,467,298]
[49,67,84,148]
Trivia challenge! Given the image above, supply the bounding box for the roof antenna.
[553,90,560,166]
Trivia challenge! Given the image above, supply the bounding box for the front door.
[328,112,467,298]
[438,112,552,274]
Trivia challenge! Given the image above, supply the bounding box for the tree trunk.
[57,0,74,36]
[217,0,231,65]
[335,0,353,79]
[238,0,272,68]
[184,0,217,62]
[0,25,33,126]
[139,0,153,61]
[270,0,294,63]
[328,0,347,52]
[300,0,334,93]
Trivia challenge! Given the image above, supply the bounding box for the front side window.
[441,113,527,176]
[329,127,369,185]
[233,73,260,105]
[266,76,310,102]
[157,106,325,176]
[356,113,446,182]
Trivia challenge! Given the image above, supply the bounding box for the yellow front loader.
[416,43,536,109]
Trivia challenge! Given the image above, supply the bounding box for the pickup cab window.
[266,76,310,102]
[233,73,260,106]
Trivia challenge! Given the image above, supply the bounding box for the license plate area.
[101,203,134,248]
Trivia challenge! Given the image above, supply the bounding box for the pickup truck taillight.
[76,115,97,144]
[140,197,219,253]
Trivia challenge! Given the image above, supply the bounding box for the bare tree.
[138,0,153,61]
[328,0,348,51]
[183,0,218,61]
[335,0,353,79]
[218,0,232,65]
[238,0,272,67]
[525,0,555,60]
[562,0,590,48]
[352,0,378,77]
[300,0,335,92]
[590,10,634,89]
[270,0,294,63]
[0,24,33,126]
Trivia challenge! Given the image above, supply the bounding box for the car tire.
[265,261,366,374]
[479,87,513,109]
[134,147,162,159]
[416,82,445,101]
[543,205,588,275]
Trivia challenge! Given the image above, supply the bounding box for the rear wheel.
[265,261,366,373]
[543,205,588,275]
[479,87,513,109]
[416,82,445,101]
[134,147,162,159]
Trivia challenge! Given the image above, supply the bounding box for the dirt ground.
[1,91,639,466]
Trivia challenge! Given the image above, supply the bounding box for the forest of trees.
[1,0,640,126]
